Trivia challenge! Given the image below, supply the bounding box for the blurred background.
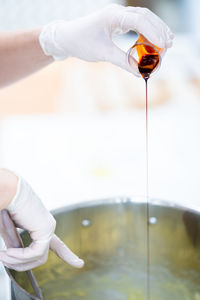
[0,0,200,297]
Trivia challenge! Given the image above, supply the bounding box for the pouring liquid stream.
[137,47,160,300]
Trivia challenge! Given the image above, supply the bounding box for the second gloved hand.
[0,176,84,271]
[39,4,174,72]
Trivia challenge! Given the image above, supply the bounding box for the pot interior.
[10,199,200,300]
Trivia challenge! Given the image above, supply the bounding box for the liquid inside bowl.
[9,199,200,300]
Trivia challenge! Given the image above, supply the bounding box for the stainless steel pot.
[6,197,200,300]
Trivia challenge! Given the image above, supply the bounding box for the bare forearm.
[0,29,53,88]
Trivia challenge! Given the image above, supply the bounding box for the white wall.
[0,0,123,30]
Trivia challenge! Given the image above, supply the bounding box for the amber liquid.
[138,54,160,80]
[137,46,160,300]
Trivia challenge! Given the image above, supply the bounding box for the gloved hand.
[39,4,174,72]
[0,176,84,271]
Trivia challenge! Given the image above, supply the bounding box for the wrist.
[0,169,18,210]
[5,175,56,242]
[39,20,69,61]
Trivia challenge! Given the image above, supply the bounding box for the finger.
[2,260,46,272]
[120,11,173,49]
[123,12,167,48]
[106,42,139,75]
[130,6,174,38]
[166,39,173,48]
[0,251,25,264]
[6,241,48,261]
[50,234,84,268]
[1,263,13,270]
[167,27,174,40]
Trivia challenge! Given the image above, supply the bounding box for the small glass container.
[127,35,166,79]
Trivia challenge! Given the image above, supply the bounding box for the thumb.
[107,43,139,75]
[50,234,84,268]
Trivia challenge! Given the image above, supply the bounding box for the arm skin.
[0,169,18,210]
[0,29,53,88]
[0,31,53,203]
[0,31,52,205]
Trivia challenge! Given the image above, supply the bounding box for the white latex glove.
[39,4,174,72]
[0,176,84,271]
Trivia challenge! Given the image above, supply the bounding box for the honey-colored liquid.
[136,37,161,300]
[136,36,160,80]
[138,54,160,80]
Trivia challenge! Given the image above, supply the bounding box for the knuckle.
[36,248,45,258]
[14,266,23,272]
[41,257,47,265]
[103,3,122,15]
[138,14,146,23]
[140,7,150,15]
[43,256,48,264]
[38,250,44,258]
[35,253,42,259]
[50,217,56,233]
[106,3,121,10]
[39,255,48,266]
[45,214,56,233]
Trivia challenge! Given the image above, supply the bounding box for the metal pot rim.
[51,195,200,216]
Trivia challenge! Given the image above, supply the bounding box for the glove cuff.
[39,20,67,61]
[6,175,21,211]
[7,176,36,212]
